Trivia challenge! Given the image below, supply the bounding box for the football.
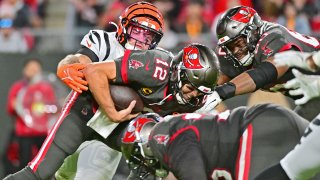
[110,85,144,113]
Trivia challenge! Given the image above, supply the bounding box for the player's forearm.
[231,73,257,94]
[84,63,121,122]
[215,73,256,101]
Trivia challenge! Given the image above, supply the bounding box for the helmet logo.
[218,36,230,45]
[129,59,144,69]
[232,7,256,23]
[183,47,204,69]
[123,118,153,143]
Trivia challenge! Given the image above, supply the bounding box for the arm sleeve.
[166,130,208,179]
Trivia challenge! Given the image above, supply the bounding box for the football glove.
[273,51,314,71]
[57,63,88,93]
[284,69,320,105]
[196,91,222,114]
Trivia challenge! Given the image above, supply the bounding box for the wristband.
[215,82,236,100]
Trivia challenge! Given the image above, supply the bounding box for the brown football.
[110,85,144,113]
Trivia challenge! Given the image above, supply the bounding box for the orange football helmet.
[116,1,164,49]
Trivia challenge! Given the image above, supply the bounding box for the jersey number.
[153,58,169,81]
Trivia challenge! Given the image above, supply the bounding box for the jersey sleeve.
[254,30,296,63]
[114,49,172,87]
[77,30,112,62]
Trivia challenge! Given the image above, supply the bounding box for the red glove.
[57,63,88,93]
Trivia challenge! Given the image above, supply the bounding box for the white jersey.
[79,30,125,62]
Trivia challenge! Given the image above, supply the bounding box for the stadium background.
[0,0,319,178]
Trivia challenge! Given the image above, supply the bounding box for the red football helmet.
[216,6,263,67]
[117,1,164,50]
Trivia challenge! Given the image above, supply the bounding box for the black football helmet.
[216,6,263,67]
[121,113,168,179]
[171,43,220,105]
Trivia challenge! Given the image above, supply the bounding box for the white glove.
[273,51,314,71]
[196,91,222,114]
[284,69,320,105]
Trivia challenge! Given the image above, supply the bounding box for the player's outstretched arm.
[83,61,138,122]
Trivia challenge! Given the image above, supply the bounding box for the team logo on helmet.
[231,6,256,23]
[129,59,144,69]
[183,47,204,69]
[153,134,169,145]
[123,117,153,143]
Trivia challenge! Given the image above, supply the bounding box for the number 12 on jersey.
[153,58,169,81]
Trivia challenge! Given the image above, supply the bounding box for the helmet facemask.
[173,63,205,106]
[124,21,163,50]
[220,35,254,67]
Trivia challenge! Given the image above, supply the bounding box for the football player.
[55,2,164,179]
[254,50,320,180]
[5,2,164,179]
[199,6,320,121]
[4,43,220,180]
[118,103,309,179]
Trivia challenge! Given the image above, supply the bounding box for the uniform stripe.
[29,91,79,171]
[235,124,253,180]
[169,125,200,144]
[103,32,111,60]
[121,50,131,84]
[92,31,101,50]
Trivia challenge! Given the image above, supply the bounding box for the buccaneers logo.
[231,6,257,23]
[129,59,144,69]
[183,46,204,69]
[153,134,169,145]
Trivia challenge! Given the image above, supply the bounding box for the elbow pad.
[246,61,278,90]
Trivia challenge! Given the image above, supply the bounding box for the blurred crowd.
[1,0,320,53]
